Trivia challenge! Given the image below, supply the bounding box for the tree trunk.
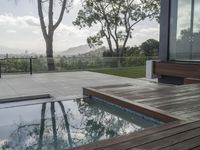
[38,103,46,150]
[51,102,58,150]
[58,101,73,147]
[105,36,114,56]
[115,42,121,67]
[117,58,121,68]
[46,39,55,71]
[108,42,114,56]
[38,0,67,71]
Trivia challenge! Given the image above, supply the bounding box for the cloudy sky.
[0,0,159,54]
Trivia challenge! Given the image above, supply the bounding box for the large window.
[169,0,200,61]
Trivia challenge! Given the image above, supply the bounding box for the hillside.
[59,45,95,56]
[59,45,107,57]
[78,46,106,57]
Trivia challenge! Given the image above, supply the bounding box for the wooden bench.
[154,62,200,85]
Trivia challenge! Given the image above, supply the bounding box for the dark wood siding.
[154,62,200,79]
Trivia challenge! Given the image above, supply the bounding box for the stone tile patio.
[0,71,167,99]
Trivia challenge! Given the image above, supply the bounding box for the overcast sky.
[0,0,159,54]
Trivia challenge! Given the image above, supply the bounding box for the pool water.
[0,98,159,150]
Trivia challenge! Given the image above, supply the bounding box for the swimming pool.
[0,97,160,150]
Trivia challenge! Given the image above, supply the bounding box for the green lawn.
[90,66,145,78]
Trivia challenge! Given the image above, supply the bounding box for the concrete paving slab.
[0,71,168,99]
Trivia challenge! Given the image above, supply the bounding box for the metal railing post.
[30,57,33,75]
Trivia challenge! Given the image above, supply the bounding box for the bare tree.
[37,0,73,71]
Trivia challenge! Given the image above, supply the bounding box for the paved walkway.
[0,71,166,99]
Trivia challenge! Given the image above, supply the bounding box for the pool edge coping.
[0,94,52,104]
[83,87,180,123]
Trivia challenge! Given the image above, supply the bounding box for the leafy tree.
[140,39,159,56]
[73,0,160,57]
[123,46,141,56]
[37,0,73,71]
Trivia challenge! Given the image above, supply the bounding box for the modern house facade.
[154,0,200,85]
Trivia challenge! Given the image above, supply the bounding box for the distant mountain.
[59,45,96,56]
[78,46,107,57]
[0,45,24,54]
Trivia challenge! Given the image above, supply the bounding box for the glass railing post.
[0,61,1,78]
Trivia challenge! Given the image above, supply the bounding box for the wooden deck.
[69,83,200,150]
[85,83,200,121]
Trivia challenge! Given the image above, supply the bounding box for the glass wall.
[169,0,200,61]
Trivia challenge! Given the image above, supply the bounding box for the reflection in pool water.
[0,98,158,150]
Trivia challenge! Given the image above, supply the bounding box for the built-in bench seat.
[154,62,200,85]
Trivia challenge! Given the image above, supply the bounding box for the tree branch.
[48,0,54,37]
[53,0,67,30]
[41,0,48,3]
[38,103,46,150]
[58,101,73,148]
[51,102,58,150]
[38,0,48,41]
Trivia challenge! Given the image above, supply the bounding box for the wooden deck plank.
[103,86,200,104]
[109,86,195,97]
[102,84,200,96]
[92,84,132,90]
[141,94,200,108]
[137,91,200,103]
[160,106,200,116]
[99,121,200,150]
[158,98,200,111]
[135,127,200,150]
[160,136,200,150]
[118,93,200,105]
[190,146,200,150]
